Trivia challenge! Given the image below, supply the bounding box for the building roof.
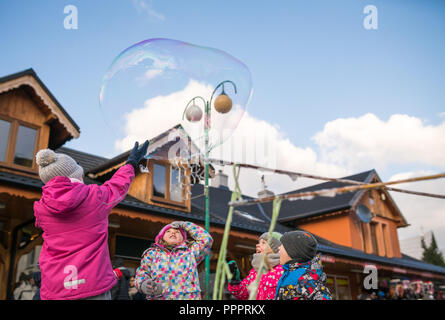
[318,239,445,275]
[257,169,407,226]
[254,170,373,223]
[190,184,293,234]
[0,68,80,131]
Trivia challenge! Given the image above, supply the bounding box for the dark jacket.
[111,267,131,300]
[275,254,332,300]
[32,272,41,300]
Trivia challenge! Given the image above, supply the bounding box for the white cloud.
[144,69,163,80]
[132,0,165,22]
[389,171,445,250]
[115,80,349,197]
[313,113,445,171]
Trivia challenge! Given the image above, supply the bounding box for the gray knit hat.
[259,232,283,253]
[36,149,84,184]
[280,231,318,263]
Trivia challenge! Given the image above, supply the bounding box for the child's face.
[279,245,292,265]
[163,227,184,246]
[256,239,273,254]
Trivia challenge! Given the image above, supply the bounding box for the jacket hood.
[155,224,187,245]
[284,253,323,273]
[37,176,89,215]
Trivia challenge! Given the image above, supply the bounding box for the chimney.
[211,170,229,189]
[258,175,274,198]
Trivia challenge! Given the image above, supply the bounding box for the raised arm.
[96,140,149,209]
[227,267,256,300]
[172,221,213,264]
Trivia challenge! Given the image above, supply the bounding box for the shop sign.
[421,272,434,278]
[363,263,378,270]
[392,267,407,274]
[321,255,336,263]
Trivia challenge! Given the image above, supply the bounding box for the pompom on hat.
[36,149,84,184]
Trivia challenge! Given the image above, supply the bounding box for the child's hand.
[170,221,188,230]
[126,140,150,171]
[227,260,241,284]
[140,279,163,296]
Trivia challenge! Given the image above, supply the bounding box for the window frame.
[0,115,40,172]
[370,222,379,255]
[149,159,187,208]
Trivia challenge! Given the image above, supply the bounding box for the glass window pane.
[170,167,184,202]
[335,277,351,300]
[371,223,379,255]
[153,163,166,198]
[14,125,37,168]
[0,119,11,162]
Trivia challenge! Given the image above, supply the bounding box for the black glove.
[126,140,149,171]
[227,260,241,285]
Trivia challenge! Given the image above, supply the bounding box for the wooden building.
[1,69,445,300]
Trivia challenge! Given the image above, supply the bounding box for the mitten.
[126,140,149,171]
[227,260,241,285]
[170,221,188,230]
[140,279,163,296]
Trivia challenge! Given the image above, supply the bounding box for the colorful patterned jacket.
[135,221,213,300]
[275,254,332,300]
[228,264,285,300]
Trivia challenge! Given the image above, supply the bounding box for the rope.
[207,158,445,200]
[228,172,445,207]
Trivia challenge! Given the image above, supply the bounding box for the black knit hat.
[280,231,318,263]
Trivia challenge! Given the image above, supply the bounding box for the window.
[371,223,379,255]
[0,119,10,162]
[382,224,389,257]
[0,117,39,170]
[326,275,351,300]
[153,163,166,198]
[150,161,187,206]
[361,222,369,253]
[170,167,184,202]
[14,125,37,167]
[115,235,153,260]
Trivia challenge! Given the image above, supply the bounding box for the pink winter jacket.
[33,164,134,300]
[227,265,285,300]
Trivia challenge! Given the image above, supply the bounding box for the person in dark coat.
[32,271,41,300]
[111,258,131,300]
[275,231,332,300]
[129,276,146,300]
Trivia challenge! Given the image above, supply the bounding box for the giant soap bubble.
[99,38,253,163]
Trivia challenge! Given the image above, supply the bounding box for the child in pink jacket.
[227,232,284,300]
[33,141,148,300]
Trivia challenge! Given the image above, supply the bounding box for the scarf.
[251,252,281,272]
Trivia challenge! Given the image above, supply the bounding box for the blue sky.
[1,0,445,247]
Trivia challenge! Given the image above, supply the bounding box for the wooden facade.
[299,187,404,259]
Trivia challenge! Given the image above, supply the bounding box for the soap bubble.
[99,38,253,163]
